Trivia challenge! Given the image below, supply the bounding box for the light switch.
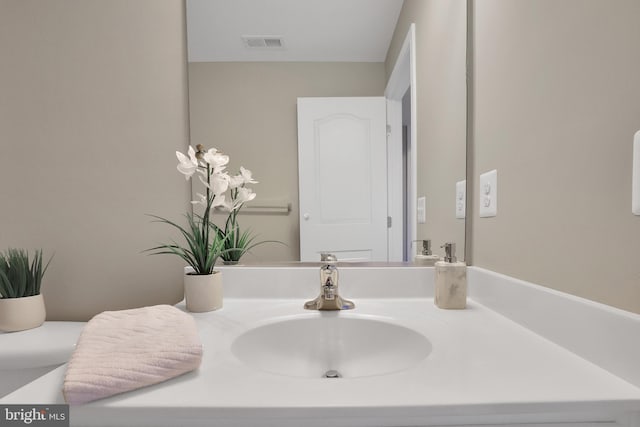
[633,131,640,215]
[456,180,466,219]
[417,196,426,224]
[479,170,497,217]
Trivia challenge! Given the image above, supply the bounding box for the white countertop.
[0,321,84,369]
[3,296,640,426]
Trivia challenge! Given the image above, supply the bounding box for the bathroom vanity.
[2,266,640,427]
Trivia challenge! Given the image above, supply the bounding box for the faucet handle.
[413,239,432,255]
[320,253,338,264]
[440,243,457,263]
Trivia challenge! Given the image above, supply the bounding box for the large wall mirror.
[185,0,467,264]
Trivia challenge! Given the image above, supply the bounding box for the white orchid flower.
[203,148,230,173]
[232,186,256,210]
[191,192,227,211]
[239,166,258,184]
[228,174,244,189]
[199,172,230,196]
[211,173,230,195]
[176,146,198,179]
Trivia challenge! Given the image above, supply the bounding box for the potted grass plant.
[147,144,260,312]
[0,249,52,332]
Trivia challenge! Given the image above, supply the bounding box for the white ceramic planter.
[0,294,46,332]
[184,271,223,312]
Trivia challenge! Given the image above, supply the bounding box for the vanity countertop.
[0,321,84,369]
[3,293,640,427]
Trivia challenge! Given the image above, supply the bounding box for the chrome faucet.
[304,253,355,311]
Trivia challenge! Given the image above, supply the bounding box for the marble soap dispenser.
[414,239,440,266]
[434,243,467,309]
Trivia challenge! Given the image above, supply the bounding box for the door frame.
[385,24,417,261]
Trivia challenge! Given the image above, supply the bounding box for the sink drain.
[323,370,342,379]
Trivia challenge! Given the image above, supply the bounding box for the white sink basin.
[231,314,432,378]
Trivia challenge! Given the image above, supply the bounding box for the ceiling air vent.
[242,36,285,49]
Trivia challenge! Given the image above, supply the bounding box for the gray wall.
[187,62,386,262]
[5,0,637,319]
[0,0,190,320]
[385,0,468,260]
[471,0,640,314]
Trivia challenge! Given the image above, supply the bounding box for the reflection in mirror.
[186,0,467,264]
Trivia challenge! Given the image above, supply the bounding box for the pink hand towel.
[63,305,202,405]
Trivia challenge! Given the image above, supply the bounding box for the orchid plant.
[218,167,262,264]
[147,144,262,274]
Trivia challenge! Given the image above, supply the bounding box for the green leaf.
[145,212,228,275]
[0,269,16,298]
[215,219,285,263]
[0,248,51,298]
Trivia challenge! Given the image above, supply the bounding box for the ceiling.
[186,0,404,62]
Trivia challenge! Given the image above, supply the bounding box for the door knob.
[303,213,310,220]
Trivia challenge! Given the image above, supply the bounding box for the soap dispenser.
[413,239,440,266]
[434,243,467,309]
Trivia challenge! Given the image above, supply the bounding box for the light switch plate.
[633,131,640,215]
[456,180,466,219]
[479,169,497,217]
[417,196,426,224]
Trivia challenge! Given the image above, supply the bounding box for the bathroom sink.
[231,314,432,378]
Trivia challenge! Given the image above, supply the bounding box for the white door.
[297,97,388,262]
